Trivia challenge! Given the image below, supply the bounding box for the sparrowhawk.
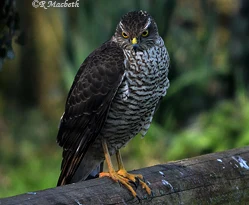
[57,10,170,197]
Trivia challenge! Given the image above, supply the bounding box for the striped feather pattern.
[98,36,169,154]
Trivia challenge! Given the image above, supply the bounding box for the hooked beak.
[131,37,138,52]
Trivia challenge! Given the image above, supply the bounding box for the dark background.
[0,0,249,197]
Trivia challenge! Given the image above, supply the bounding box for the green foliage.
[0,109,60,197]
[0,154,59,198]
[167,94,249,160]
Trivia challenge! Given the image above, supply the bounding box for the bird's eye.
[141,30,149,37]
[122,32,129,39]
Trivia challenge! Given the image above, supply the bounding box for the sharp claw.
[135,177,142,187]
[136,195,141,203]
[135,176,141,182]
[129,179,138,188]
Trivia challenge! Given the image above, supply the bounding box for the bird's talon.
[117,170,151,195]
[136,195,141,203]
[129,179,138,188]
[100,170,151,197]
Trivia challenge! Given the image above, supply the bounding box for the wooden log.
[1,146,249,204]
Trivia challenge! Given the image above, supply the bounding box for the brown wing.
[57,41,125,185]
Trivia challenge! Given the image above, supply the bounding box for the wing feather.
[57,41,125,185]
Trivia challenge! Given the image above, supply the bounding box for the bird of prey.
[57,10,170,197]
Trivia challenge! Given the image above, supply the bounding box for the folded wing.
[57,41,125,185]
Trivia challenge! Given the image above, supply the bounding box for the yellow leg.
[116,150,151,195]
[99,139,137,197]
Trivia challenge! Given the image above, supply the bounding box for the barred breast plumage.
[101,36,169,153]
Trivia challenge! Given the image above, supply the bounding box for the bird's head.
[113,10,159,52]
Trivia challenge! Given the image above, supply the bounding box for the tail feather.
[57,152,104,186]
[57,152,84,186]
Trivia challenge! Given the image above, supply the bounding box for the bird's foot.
[117,169,151,195]
[99,170,137,197]
[99,169,151,197]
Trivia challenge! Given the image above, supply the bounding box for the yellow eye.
[122,32,129,39]
[141,30,149,37]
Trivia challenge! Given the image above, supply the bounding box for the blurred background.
[1,0,249,198]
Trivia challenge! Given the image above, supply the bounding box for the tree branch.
[1,146,249,204]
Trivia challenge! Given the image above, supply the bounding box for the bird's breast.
[122,44,169,102]
[98,43,170,154]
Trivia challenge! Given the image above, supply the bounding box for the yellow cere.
[131,37,137,44]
